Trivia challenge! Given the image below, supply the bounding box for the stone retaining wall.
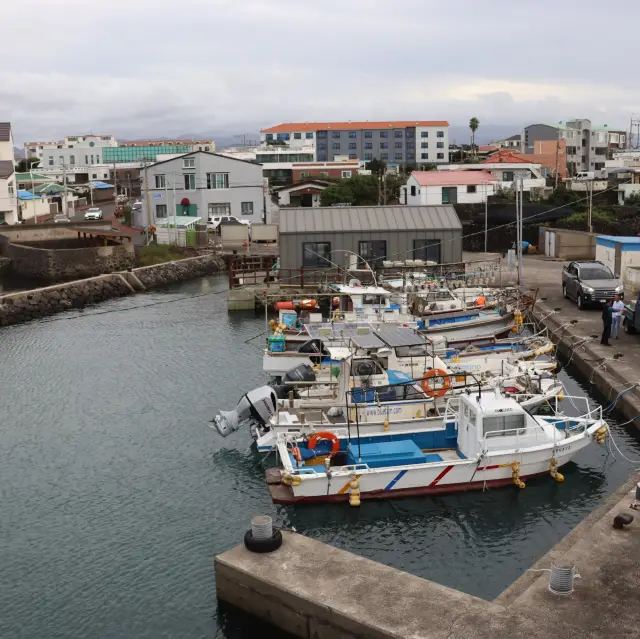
[132,253,226,288]
[0,274,133,326]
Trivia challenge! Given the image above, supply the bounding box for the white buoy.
[251,515,273,540]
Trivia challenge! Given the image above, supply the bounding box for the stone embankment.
[0,253,227,327]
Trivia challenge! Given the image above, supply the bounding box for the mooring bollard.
[244,515,283,553]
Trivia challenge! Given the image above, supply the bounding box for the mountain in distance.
[448,124,522,146]
[14,146,25,158]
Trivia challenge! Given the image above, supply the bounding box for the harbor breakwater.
[0,253,226,327]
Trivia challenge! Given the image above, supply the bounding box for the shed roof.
[15,172,51,182]
[0,160,14,178]
[280,205,461,234]
[411,170,496,186]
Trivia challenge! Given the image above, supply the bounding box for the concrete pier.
[216,473,640,638]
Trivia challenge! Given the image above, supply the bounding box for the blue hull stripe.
[385,470,407,491]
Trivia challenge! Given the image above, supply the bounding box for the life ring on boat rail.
[307,431,340,454]
[421,368,452,398]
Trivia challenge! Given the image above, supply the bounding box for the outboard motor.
[272,384,300,400]
[297,339,329,365]
[214,386,278,437]
[282,363,316,385]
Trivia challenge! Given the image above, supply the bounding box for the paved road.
[69,202,116,223]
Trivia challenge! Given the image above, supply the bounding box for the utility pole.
[143,161,153,243]
[554,124,561,189]
[484,181,488,253]
[588,181,593,233]
[113,162,118,198]
[62,163,68,218]
[517,177,524,286]
[30,168,37,224]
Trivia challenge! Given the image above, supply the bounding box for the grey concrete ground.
[216,473,640,638]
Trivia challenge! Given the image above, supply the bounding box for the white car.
[53,214,69,223]
[207,215,251,231]
[84,207,103,220]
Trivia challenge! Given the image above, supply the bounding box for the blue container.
[268,335,285,353]
[351,387,375,403]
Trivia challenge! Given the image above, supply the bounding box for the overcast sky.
[3,0,640,144]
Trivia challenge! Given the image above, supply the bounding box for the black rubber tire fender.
[244,529,283,553]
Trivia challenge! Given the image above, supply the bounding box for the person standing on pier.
[601,299,613,346]
[611,294,624,339]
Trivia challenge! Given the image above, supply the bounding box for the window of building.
[92,173,98,179]
[266,134,273,141]
[299,172,308,178]
[394,130,403,138]
[90,155,95,164]
[348,142,356,150]
[69,155,75,164]
[364,131,372,138]
[437,153,444,160]
[206,173,229,189]
[421,153,429,160]
[184,174,196,190]
[395,152,403,160]
[348,153,357,159]
[48,156,54,166]
[437,142,444,148]
[421,131,429,138]
[183,157,195,168]
[96,155,100,163]
[205,146,210,151]
[467,185,477,193]
[407,142,415,150]
[406,153,414,161]
[364,143,372,149]
[437,131,445,138]
[413,239,441,263]
[68,137,77,141]
[277,133,290,141]
[59,155,65,165]
[395,142,403,149]
[332,143,341,150]
[380,142,388,149]
[303,242,331,268]
[156,204,167,218]
[294,132,302,139]
[364,153,372,161]
[421,142,428,149]
[8,181,14,196]
[318,143,326,150]
[85,155,89,164]
[155,174,166,188]
[101,136,111,141]
[381,153,389,160]
[209,203,231,216]
[306,132,314,139]
[358,240,386,266]
[317,131,327,139]
[332,131,341,139]
[503,171,514,181]
[380,131,388,138]
[406,130,415,138]
[348,131,357,138]
[442,187,457,204]
[241,201,254,215]
[410,185,416,196]
[342,171,352,178]
[319,172,329,177]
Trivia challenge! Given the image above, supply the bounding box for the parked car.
[84,207,103,220]
[53,214,69,223]
[207,215,251,231]
[562,260,624,310]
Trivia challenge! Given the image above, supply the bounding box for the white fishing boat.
[265,391,608,504]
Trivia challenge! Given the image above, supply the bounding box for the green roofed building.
[103,146,191,163]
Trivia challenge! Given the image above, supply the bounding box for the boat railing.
[483,423,548,449]
[548,395,602,421]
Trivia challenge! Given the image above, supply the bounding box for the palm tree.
[469,117,480,159]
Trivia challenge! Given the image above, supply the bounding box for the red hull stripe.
[428,465,454,486]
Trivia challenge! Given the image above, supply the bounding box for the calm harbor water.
[2,274,640,639]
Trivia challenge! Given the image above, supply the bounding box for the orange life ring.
[421,368,452,398]
[307,431,340,454]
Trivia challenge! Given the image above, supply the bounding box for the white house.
[141,151,265,226]
[274,180,331,208]
[437,163,546,193]
[402,170,497,205]
[0,122,18,224]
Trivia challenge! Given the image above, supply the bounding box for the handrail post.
[300,267,304,288]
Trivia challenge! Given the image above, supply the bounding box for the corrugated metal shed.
[280,205,461,234]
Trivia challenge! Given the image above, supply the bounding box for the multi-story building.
[141,151,264,225]
[119,139,215,152]
[522,120,627,175]
[0,122,18,224]
[259,121,450,166]
[24,134,117,162]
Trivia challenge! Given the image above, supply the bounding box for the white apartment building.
[402,170,497,205]
[0,122,18,224]
[24,134,118,172]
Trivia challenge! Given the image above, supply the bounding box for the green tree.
[320,174,379,206]
[16,157,40,172]
[469,117,480,158]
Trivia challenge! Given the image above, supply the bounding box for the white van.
[575,171,595,180]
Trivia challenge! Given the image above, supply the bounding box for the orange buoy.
[275,301,296,311]
[420,369,452,398]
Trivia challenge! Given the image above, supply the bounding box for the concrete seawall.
[0,252,226,327]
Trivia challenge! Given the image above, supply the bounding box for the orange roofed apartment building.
[260,120,450,167]
[482,141,568,180]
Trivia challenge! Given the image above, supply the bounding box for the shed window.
[413,239,441,263]
[303,242,332,268]
[358,240,387,266]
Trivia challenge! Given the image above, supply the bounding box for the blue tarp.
[17,190,41,200]
[88,181,114,189]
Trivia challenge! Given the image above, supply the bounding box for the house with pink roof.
[402,170,497,206]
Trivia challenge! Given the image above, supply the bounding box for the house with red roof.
[402,170,497,205]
